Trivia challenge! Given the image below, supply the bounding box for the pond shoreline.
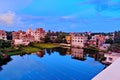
[0,43,61,58]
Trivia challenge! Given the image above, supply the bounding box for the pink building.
[0,30,7,40]
[34,28,45,42]
[91,35,106,47]
[12,28,45,46]
[26,28,45,42]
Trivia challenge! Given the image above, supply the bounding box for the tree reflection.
[0,56,12,71]
[46,49,52,55]
[0,47,106,72]
[45,47,105,63]
[46,47,68,56]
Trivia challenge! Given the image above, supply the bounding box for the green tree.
[105,39,113,44]
[0,40,11,48]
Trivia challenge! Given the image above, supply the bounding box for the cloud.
[0,11,16,25]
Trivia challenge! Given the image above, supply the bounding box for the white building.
[71,36,87,48]
[14,39,29,46]
[103,52,120,63]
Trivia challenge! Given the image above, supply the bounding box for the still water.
[0,48,105,80]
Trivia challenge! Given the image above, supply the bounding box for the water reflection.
[0,47,105,72]
[0,57,12,71]
[36,50,45,58]
[71,48,86,61]
[0,48,106,80]
[44,47,104,63]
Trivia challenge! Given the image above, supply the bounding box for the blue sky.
[0,0,120,32]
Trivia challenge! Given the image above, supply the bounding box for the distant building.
[87,40,96,47]
[14,39,30,46]
[14,39,24,45]
[65,36,71,44]
[12,30,25,40]
[0,30,7,40]
[26,28,45,42]
[105,33,115,41]
[71,35,88,48]
[91,35,106,47]
[50,36,57,42]
[34,28,45,42]
[100,44,111,51]
[12,28,45,46]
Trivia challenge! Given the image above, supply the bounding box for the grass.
[32,43,60,49]
[22,46,41,53]
[7,51,23,56]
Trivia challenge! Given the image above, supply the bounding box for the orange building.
[65,36,71,44]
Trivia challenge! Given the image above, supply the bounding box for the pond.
[0,47,105,80]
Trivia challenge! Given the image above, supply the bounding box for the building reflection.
[36,50,45,58]
[45,47,105,62]
[0,47,107,72]
[87,52,104,61]
[71,48,86,61]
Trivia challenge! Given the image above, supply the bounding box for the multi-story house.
[91,34,106,47]
[12,28,45,46]
[65,35,71,44]
[12,30,25,40]
[26,28,45,42]
[71,35,88,48]
[0,30,7,40]
[34,28,45,42]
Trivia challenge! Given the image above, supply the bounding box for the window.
[108,57,112,61]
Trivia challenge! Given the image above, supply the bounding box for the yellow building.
[65,36,71,44]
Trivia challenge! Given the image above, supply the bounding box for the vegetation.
[108,43,120,52]
[6,31,13,40]
[0,42,60,58]
[83,46,99,54]
[44,30,67,43]
[0,40,11,48]
[7,50,23,56]
[115,31,120,40]
[29,42,60,49]
[105,39,113,44]
[22,47,41,53]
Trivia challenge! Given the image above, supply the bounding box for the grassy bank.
[0,43,60,58]
[22,47,41,53]
[7,51,23,56]
[30,43,60,49]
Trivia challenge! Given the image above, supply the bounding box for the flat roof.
[92,57,120,80]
